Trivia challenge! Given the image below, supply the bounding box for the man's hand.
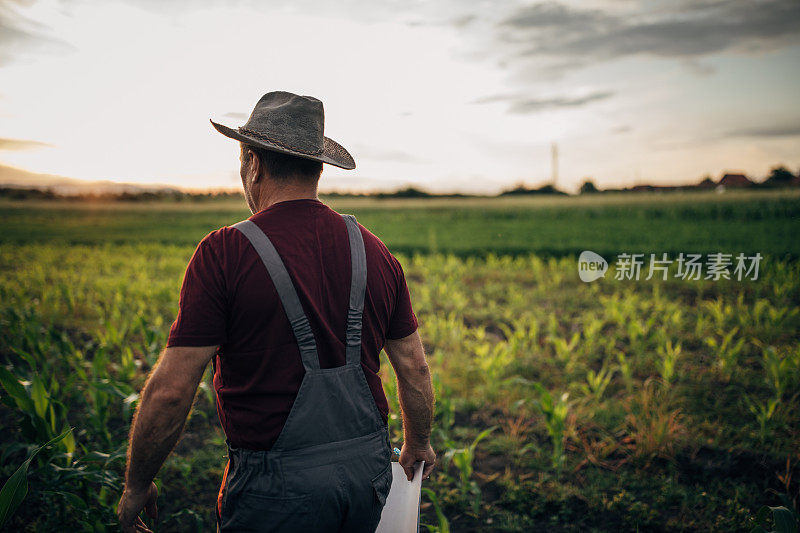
[399,441,436,481]
[117,482,158,533]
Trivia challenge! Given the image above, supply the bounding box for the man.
[117,91,436,532]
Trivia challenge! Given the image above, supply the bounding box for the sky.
[0,0,798,194]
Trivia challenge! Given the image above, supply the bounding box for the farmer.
[117,91,436,532]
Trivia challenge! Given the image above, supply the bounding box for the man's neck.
[254,183,319,213]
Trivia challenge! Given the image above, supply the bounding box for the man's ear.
[249,150,263,184]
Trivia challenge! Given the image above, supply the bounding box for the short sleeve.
[167,232,228,347]
[385,255,418,340]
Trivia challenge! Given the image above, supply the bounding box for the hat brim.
[210,119,355,170]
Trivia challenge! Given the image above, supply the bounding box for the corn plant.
[0,367,74,458]
[742,299,800,339]
[759,344,800,400]
[581,362,614,402]
[664,307,684,333]
[744,395,779,443]
[473,342,514,392]
[74,346,138,447]
[135,313,166,368]
[579,316,606,362]
[443,427,496,514]
[500,318,540,362]
[548,331,582,374]
[0,428,72,528]
[705,327,746,377]
[531,382,570,474]
[626,318,650,354]
[549,332,580,362]
[703,297,733,330]
[96,317,129,355]
[615,351,635,392]
[694,313,711,338]
[421,487,451,533]
[116,346,140,384]
[657,340,682,385]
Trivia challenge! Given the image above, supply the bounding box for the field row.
[1,190,799,258]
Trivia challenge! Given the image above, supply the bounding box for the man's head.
[239,142,323,213]
[211,91,355,211]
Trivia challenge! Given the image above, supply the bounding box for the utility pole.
[551,142,559,188]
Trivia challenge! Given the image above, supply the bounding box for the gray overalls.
[216,214,393,532]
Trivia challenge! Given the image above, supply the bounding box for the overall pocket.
[371,463,393,507]
[229,491,312,532]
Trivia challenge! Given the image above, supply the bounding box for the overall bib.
[217,214,393,532]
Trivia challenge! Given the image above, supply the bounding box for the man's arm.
[383,330,436,481]
[117,344,217,532]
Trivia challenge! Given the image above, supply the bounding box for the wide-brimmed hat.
[210,91,355,170]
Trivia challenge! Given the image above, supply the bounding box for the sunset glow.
[1,0,798,193]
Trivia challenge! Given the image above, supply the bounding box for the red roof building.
[718,173,752,187]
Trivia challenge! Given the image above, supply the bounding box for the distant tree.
[0,187,58,200]
[580,179,598,194]
[376,186,432,199]
[534,184,566,195]
[765,165,795,185]
[697,175,715,188]
[500,183,567,196]
[499,183,529,196]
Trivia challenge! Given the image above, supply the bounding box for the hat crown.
[211,90,355,169]
[241,91,324,154]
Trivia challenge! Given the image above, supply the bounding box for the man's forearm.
[396,362,434,446]
[124,375,195,493]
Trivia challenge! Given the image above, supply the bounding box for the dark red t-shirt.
[167,198,418,450]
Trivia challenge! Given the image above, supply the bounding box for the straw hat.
[211,91,355,170]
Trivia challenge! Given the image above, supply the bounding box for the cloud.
[726,124,800,138]
[0,137,52,150]
[222,111,248,120]
[473,90,614,114]
[450,14,476,29]
[0,162,75,186]
[353,144,428,163]
[0,1,73,66]
[682,59,716,77]
[502,1,603,31]
[497,0,800,74]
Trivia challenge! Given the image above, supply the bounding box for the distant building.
[718,173,752,188]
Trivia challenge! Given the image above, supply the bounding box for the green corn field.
[1,190,799,531]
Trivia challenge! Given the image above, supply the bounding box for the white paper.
[375,461,424,533]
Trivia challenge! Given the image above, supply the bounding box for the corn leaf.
[0,428,72,527]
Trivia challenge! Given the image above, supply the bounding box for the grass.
[1,189,799,531]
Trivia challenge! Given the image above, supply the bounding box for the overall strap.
[342,215,367,366]
[232,220,320,372]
